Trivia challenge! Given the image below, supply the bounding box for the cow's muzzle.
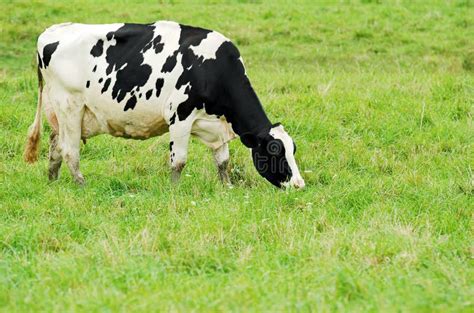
[287,176,305,189]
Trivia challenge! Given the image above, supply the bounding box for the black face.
[251,134,293,188]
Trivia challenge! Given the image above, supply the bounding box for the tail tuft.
[24,65,43,163]
[24,123,41,163]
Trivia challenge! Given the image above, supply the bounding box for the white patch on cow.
[190,31,229,61]
[39,22,125,92]
[192,110,236,149]
[269,125,305,189]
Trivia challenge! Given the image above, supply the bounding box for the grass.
[0,0,473,311]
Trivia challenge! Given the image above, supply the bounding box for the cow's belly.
[81,96,169,140]
[105,116,169,139]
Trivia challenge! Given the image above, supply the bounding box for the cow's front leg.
[213,143,230,185]
[169,125,192,183]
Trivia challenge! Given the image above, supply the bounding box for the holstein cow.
[24,21,305,188]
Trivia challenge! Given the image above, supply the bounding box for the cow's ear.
[272,122,282,128]
[240,133,260,148]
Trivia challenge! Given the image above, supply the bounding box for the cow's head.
[241,123,305,189]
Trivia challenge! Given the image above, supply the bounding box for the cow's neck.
[220,78,272,138]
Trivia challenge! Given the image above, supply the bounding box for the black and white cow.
[24,21,305,188]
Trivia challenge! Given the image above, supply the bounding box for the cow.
[24,21,305,189]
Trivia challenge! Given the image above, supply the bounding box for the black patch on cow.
[99,78,103,83]
[139,93,142,98]
[155,78,164,97]
[86,80,90,88]
[143,41,152,53]
[105,63,112,76]
[160,25,210,74]
[93,65,97,72]
[169,112,176,125]
[145,89,153,100]
[42,41,59,68]
[142,35,164,54]
[103,23,156,107]
[90,39,104,57]
[124,95,137,111]
[173,25,215,121]
[170,26,272,138]
[179,24,211,46]
[101,77,111,93]
[37,52,43,69]
[153,35,164,53]
[174,40,227,122]
[169,141,175,163]
[161,51,178,73]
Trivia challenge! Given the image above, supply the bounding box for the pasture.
[0,1,473,311]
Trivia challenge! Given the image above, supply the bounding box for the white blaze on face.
[269,125,305,189]
[189,31,229,61]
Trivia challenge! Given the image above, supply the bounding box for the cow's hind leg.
[213,143,230,185]
[55,93,85,185]
[59,117,85,185]
[48,132,62,181]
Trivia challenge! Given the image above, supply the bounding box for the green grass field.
[1,1,473,311]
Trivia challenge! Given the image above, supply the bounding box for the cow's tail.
[24,67,44,163]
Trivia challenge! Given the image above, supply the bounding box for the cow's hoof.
[171,164,184,183]
[171,172,181,184]
[74,176,86,186]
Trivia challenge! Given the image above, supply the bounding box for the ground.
[0,1,473,312]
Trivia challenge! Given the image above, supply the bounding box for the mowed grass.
[0,0,473,311]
